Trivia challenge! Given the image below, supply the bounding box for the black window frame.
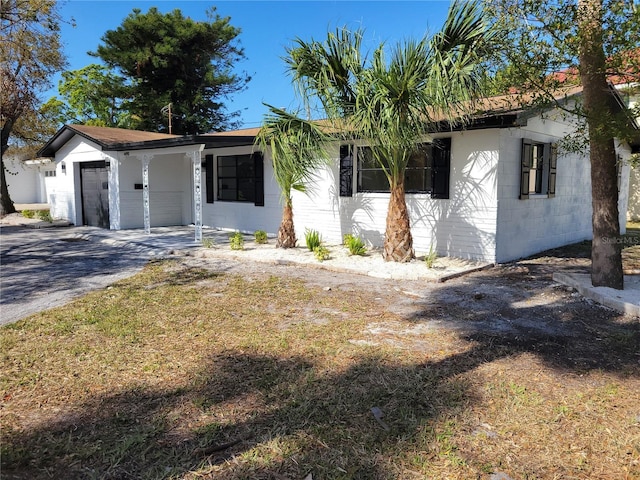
[349,138,451,199]
[216,153,264,206]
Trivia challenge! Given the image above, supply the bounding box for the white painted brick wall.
[495,119,593,263]
[292,131,500,261]
[200,145,283,236]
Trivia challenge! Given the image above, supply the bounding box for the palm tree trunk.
[578,0,624,289]
[277,201,296,248]
[383,182,414,262]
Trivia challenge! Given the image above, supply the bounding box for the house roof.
[37,84,638,157]
[38,125,182,157]
[37,124,261,157]
[69,125,179,144]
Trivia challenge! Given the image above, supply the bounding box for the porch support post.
[187,150,203,243]
[103,152,120,230]
[141,154,153,235]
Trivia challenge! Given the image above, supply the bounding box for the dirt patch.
[2,243,639,480]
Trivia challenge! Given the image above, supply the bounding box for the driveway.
[0,225,201,326]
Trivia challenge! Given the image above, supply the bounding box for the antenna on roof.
[161,103,174,134]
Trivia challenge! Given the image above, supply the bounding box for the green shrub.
[345,235,367,256]
[304,229,322,252]
[202,237,215,248]
[21,210,35,219]
[254,230,268,244]
[313,245,330,261]
[37,210,52,222]
[229,231,244,250]
[342,233,354,246]
[424,244,438,268]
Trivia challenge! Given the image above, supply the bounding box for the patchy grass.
[624,222,640,271]
[1,259,639,479]
[524,223,640,272]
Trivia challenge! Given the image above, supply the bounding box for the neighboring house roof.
[550,49,640,86]
[203,127,261,137]
[38,84,638,157]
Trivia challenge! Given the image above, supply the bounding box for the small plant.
[21,210,35,219]
[229,231,244,250]
[305,228,322,252]
[37,210,52,222]
[202,237,215,249]
[313,245,330,261]
[343,233,354,246]
[254,230,268,244]
[345,235,367,256]
[424,244,438,268]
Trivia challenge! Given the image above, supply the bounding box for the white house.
[615,81,640,222]
[3,154,56,205]
[37,86,638,263]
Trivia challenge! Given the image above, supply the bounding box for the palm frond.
[283,0,494,182]
[255,104,332,204]
[285,27,365,120]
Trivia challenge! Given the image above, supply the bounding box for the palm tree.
[286,0,494,262]
[255,105,331,248]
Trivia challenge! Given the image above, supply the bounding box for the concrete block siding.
[494,115,632,263]
[292,131,500,262]
[629,166,640,222]
[50,136,99,225]
[200,145,283,235]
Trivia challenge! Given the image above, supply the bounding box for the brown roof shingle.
[69,125,179,146]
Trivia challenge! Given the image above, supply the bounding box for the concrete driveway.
[0,225,203,326]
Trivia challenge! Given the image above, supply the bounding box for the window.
[357,146,388,192]
[44,170,56,177]
[342,138,451,198]
[214,152,264,206]
[519,139,557,199]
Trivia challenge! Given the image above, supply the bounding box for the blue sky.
[53,1,452,129]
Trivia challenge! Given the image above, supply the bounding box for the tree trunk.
[1,120,17,216]
[383,181,414,262]
[277,201,296,248]
[578,0,624,289]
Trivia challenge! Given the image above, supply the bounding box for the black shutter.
[431,138,451,199]
[547,143,557,198]
[205,154,214,203]
[520,139,532,200]
[339,145,353,197]
[253,151,264,206]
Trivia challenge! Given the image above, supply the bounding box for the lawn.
[1,253,639,479]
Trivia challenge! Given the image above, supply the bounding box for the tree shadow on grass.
[3,348,497,479]
[2,268,639,479]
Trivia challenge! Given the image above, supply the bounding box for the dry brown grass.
[1,258,639,480]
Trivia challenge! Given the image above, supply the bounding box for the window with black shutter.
[205,154,214,203]
[431,138,451,199]
[217,154,256,203]
[520,139,556,199]
[339,145,353,197]
[355,138,451,197]
[253,151,264,206]
[548,144,557,198]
